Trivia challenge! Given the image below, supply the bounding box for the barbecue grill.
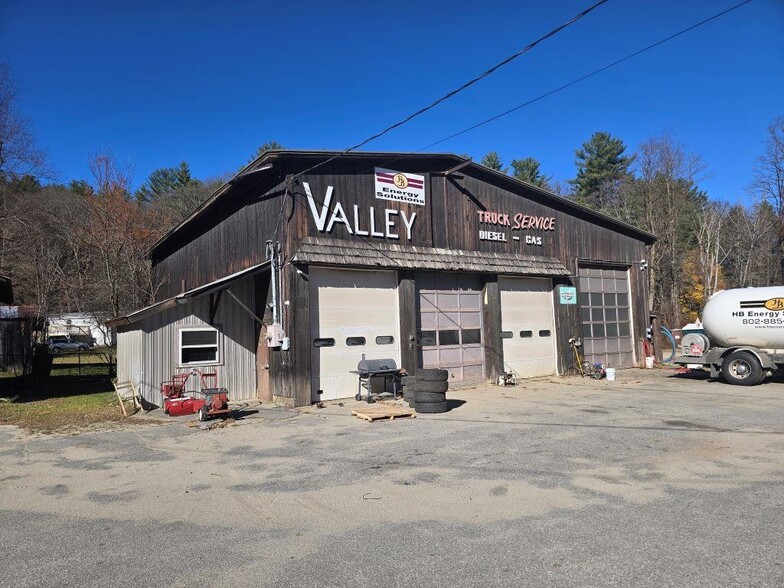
[351,355,402,403]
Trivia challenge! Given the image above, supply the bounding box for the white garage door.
[309,268,401,401]
[499,277,557,378]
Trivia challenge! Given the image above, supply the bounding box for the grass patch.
[0,376,149,434]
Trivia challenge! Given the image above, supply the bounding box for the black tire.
[401,376,416,386]
[416,369,449,382]
[721,351,763,386]
[414,391,446,403]
[414,400,448,414]
[414,380,449,394]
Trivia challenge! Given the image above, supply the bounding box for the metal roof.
[292,237,570,277]
[107,260,270,327]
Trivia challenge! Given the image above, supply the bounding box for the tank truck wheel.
[721,351,763,386]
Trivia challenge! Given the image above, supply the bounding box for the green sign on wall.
[559,286,577,305]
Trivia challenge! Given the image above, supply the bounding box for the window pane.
[181,347,217,364]
[582,323,592,338]
[618,308,630,321]
[605,308,617,321]
[500,331,513,339]
[418,331,436,346]
[619,322,631,337]
[520,330,533,338]
[579,292,589,306]
[593,324,605,338]
[581,308,591,322]
[617,293,629,306]
[461,329,482,344]
[182,330,217,346]
[604,293,616,306]
[606,323,618,337]
[539,330,551,337]
[346,337,366,346]
[590,293,603,306]
[591,308,603,321]
[375,336,394,345]
[313,338,335,347]
[438,330,460,346]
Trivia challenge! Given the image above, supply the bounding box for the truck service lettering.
[476,210,556,231]
[304,182,416,241]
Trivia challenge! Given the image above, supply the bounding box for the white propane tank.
[702,286,784,348]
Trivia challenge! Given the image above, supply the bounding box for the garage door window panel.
[438,330,460,346]
[461,329,482,344]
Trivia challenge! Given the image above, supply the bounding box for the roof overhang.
[292,237,570,277]
[107,260,270,328]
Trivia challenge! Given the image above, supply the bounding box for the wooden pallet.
[351,405,415,422]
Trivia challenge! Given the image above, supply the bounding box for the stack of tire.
[409,369,449,414]
[401,375,417,403]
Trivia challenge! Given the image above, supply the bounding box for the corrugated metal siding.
[116,328,143,389]
[116,277,257,406]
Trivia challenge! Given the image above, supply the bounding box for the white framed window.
[178,326,221,366]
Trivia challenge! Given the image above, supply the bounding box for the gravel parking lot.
[1,368,783,587]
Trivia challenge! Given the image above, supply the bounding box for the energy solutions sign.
[374,168,425,206]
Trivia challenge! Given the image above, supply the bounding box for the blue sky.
[1,0,782,203]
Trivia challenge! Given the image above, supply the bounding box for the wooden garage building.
[110,151,655,407]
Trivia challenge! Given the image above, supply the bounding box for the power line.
[291,0,612,180]
[416,0,755,151]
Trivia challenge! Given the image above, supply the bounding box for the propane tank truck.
[674,286,784,385]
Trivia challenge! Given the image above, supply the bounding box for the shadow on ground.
[446,398,467,412]
[0,374,114,402]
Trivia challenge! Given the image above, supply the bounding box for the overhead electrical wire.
[414,0,755,152]
[290,0,612,180]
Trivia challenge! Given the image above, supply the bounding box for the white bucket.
[645,356,655,369]
[605,367,616,381]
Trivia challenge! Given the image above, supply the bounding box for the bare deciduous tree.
[633,132,707,326]
[752,117,784,276]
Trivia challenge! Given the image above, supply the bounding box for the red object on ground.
[164,396,206,416]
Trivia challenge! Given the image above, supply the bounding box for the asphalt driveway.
[1,368,783,587]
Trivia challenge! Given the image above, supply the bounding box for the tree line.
[1,63,782,330]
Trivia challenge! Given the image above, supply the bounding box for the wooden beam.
[209,291,223,325]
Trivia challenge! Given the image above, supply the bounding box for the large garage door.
[310,268,400,401]
[578,266,634,367]
[499,277,557,378]
[416,273,484,382]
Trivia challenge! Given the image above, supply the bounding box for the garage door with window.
[309,268,401,401]
[416,273,484,382]
[578,266,634,367]
[499,277,557,378]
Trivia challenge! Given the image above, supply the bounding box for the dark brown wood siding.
[151,173,290,300]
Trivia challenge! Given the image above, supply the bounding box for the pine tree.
[480,152,506,173]
[135,161,195,204]
[511,157,550,189]
[570,132,633,208]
